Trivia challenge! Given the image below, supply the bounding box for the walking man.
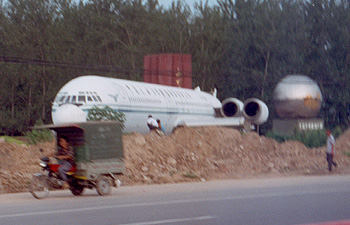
[326,129,337,172]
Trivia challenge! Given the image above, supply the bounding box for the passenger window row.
[124,84,191,99]
[128,97,161,104]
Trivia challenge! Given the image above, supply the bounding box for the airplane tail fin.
[211,88,217,98]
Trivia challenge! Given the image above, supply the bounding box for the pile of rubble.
[1,127,350,193]
[0,141,54,193]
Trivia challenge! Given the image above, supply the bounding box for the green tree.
[87,106,126,128]
[1,0,350,135]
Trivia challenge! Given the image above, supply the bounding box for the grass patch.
[169,170,177,176]
[183,171,199,179]
[344,151,350,157]
[0,136,27,145]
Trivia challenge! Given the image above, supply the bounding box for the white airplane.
[51,75,269,134]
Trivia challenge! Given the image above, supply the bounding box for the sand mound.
[1,127,350,193]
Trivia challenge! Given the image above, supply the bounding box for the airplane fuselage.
[52,75,268,134]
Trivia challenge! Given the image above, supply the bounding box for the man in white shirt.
[326,130,337,172]
[147,115,159,131]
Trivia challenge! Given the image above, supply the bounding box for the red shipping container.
[143,55,151,83]
[182,54,192,89]
[150,55,159,84]
[143,54,192,89]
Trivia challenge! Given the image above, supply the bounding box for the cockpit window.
[59,96,65,102]
[55,91,102,104]
[78,95,85,102]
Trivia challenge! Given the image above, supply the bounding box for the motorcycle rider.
[49,136,75,187]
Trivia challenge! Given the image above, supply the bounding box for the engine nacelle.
[221,98,244,117]
[243,98,269,125]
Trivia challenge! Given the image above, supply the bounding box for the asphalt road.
[0,175,349,225]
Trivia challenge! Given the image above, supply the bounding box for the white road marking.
[0,187,348,219]
[118,216,215,225]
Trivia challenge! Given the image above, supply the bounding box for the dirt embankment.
[1,127,350,193]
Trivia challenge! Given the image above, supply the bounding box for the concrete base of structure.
[273,118,324,135]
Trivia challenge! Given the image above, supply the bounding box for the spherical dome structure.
[273,75,322,119]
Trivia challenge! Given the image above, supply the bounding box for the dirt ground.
[1,126,350,194]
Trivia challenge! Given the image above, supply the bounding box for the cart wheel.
[30,174,49,199]
[96,176,112,196]
[70,184,85,196]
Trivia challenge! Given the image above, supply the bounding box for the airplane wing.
[183,117,245,127]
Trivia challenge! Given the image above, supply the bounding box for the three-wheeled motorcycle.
[30,121,125,199]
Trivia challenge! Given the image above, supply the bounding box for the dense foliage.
[25,120,54,144]
[266,127,343,148]
[1,0,350,135]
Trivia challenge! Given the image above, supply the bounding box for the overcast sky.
[157,0,218,9]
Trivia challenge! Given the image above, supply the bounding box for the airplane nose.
[52,104,87,124]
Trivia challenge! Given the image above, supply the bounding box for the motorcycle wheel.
[70,184,85,196]
[30,174,49,199]
[96,175,112,196]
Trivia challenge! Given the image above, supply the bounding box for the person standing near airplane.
[147,115,158,131]
[157,119,165,134]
